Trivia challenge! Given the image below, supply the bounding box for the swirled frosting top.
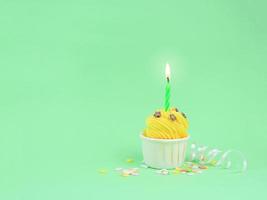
[143,108,189,139]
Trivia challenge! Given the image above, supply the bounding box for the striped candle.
[164,63,171,111]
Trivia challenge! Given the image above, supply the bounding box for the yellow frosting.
[144,108,189,139]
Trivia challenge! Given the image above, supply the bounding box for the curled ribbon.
[189,143,247,173]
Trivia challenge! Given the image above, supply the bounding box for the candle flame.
[165,63,171,80]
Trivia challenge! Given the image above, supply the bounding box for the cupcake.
[141,107,190,169]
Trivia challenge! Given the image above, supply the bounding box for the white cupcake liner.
[140,134,190,169]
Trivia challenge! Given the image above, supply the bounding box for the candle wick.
[167,77,170,82]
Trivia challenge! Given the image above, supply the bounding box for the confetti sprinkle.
[192,165,199,170]
[199,165,208,170]
[121,172,129,177]
[131,172,139,176]
[210,160,217,166]
[126,158,134,163]
[172,170,180,175]
[117,168,139,177]
[185,168,193,172]
[171,162,208,175]
[98,168,108,175]
[157,169,169,175]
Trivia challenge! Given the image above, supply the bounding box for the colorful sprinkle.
[154,111,161,118]
[192,165,199,170]
[157,169,169,175]
[181,112,187,118]
[98,168,108,175]
[118,168,139,177]
[126,158,134,163]
[169,114,177,121]
[199,165,208,170]
[210,160,217,166]
[172,170,180,175]
[175,167,182,171]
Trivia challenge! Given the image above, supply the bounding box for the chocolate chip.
[154,111,161,118]
[182,112,187,118]
[169,114,177,121]
[174,107,179,112]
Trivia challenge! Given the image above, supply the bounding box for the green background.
[0,0,266,199]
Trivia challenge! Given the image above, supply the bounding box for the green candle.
[164,63,171,111]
